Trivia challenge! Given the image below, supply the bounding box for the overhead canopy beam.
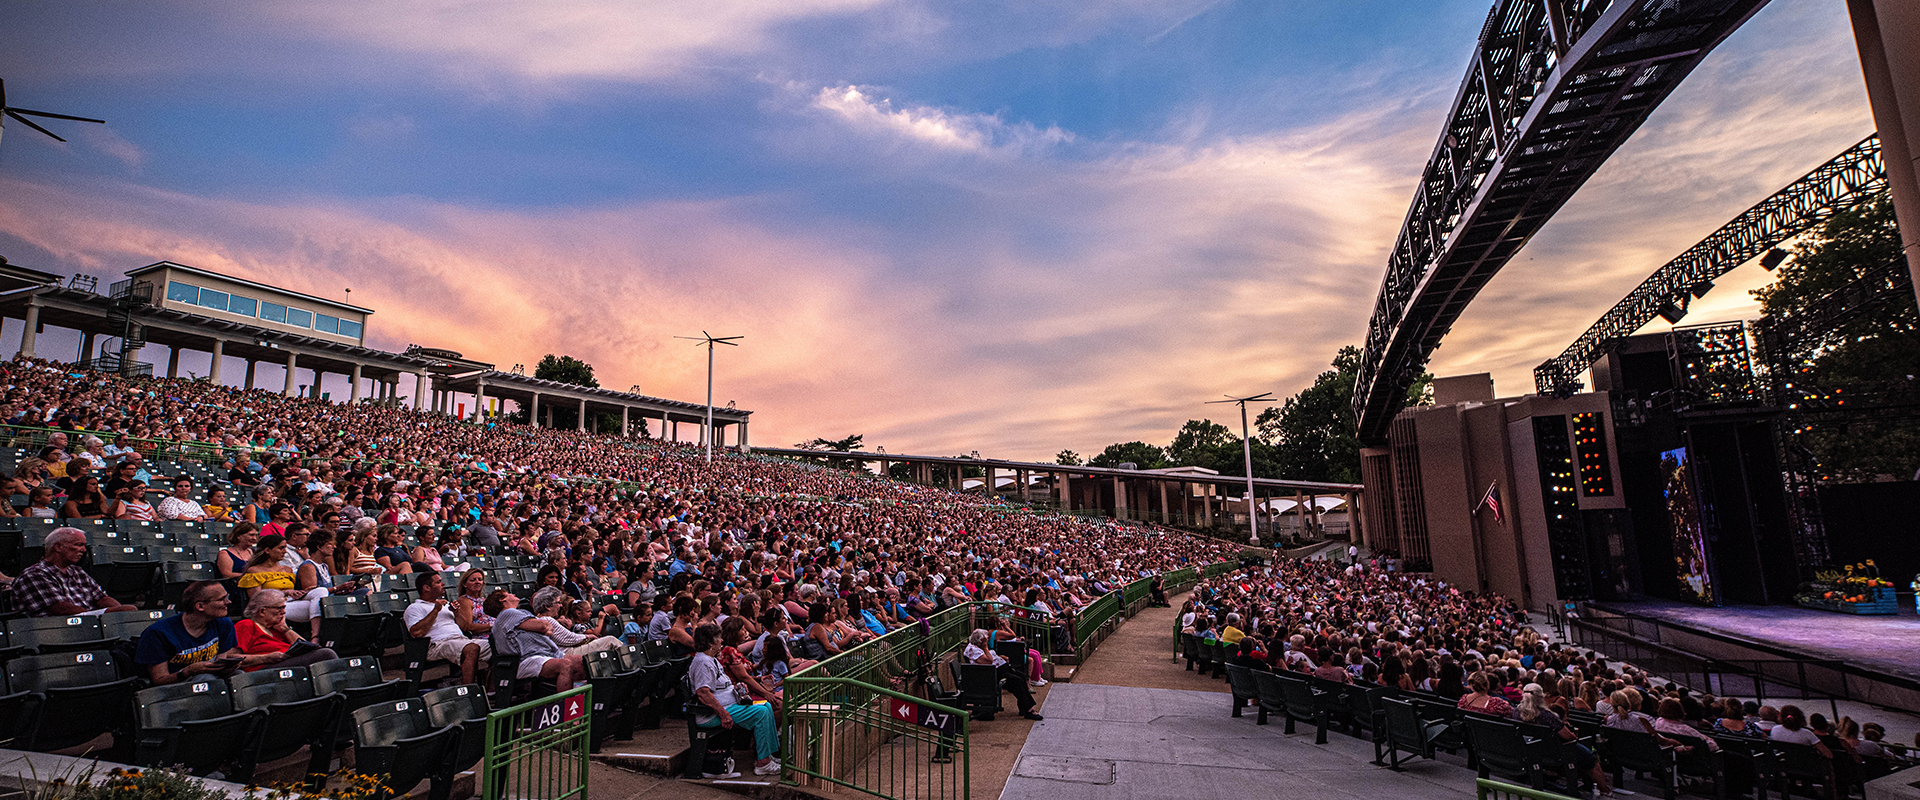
[1534,135,1888,394]
[1353,0,1772,443]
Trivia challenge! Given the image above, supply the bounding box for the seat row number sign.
[885,698,958,734]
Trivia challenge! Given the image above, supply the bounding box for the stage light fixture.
[1658,298,1688,324]
[1689,280,1714,299]
[1760,248,1789,271]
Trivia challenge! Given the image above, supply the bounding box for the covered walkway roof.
[435,369,752,426]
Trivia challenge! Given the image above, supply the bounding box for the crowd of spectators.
[1180,559,1915,796]
[0,355,1241,777]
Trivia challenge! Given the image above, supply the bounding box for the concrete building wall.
[1414,405,1482,593]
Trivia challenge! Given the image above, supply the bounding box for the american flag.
[1473,482,1503,523]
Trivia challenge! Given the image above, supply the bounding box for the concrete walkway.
[1069,593,1223,694]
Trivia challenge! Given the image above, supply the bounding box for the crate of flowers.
[1794,562,1898,615]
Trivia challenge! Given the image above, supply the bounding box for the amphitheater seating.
[228,664,342,788]
[351,697,463,800]
[1223,663,1258,718]
[420,683,490,776]
[310,655,415,748]
[5,649,141,753]
[133,675,263,778]
[6,615,110,654]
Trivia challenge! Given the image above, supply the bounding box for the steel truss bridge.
[1354,0,1772,444]
[1535,135,1888,395]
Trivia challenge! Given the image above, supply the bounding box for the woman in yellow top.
[239,534,328,638]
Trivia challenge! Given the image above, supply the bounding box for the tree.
[796,434,865,452]
[794,434,864,470]
[1751,193,1919,481]
[1055,450,1082,466]
[534,354,599,388]
[1252,346,1429,484]
[1088,441,1168,469]
[1166,419,1242,474]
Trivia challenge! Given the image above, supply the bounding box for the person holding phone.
[134,580,283,685]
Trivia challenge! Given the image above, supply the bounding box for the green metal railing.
[1071,591,1121,652]
[1121,577,1153,608]
[1476,778,1581,800]
[782,677,970,800]
[484,685,592,800]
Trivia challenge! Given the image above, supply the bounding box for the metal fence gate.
[483,686,592,800]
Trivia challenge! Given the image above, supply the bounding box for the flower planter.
[1797,586,1898,615]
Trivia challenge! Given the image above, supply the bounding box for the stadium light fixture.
[1206,392,1275,545]
[675,331,742,462]
[1760,248,1790,271]
[0,79,104,148]
[1658,297,1688,324]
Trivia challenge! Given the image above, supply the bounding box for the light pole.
[1208,392,1274,545]
[675,332,741,462]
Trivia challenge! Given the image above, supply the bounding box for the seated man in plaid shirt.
[11,527,139,616]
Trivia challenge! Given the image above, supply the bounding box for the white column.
[577,399,587,432]
[349,363,363,402]
[474,381,487,421]
[621,406,630,437]
[208,340,224,385]
[166,347,180,379]
[282,352,298,396]
[414,373,428,410]
[79,331,96,365]
[738,420,749,452]
[531,393,541,428]
[17,301,39,359]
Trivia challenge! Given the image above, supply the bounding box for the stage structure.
[1354,0,1772,444]
[1535,136,1889,396]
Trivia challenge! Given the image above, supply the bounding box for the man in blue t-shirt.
[134,580,279,684]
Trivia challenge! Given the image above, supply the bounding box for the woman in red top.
[718,616,782,711]
[233,588,338,670]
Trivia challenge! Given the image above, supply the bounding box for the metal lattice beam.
[1354,0,1772,444]
[1534,135,1887,394]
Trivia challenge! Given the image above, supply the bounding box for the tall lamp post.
[675,332,742,462]
[1208,392,1274,545]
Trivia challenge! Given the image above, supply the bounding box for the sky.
[0,0,1878,462]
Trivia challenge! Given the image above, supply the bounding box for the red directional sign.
[533,692,588,732]
[886,697,959,735]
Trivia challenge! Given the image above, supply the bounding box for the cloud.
[0,96,1434,460]
[76,126,146,171]
[265,0,891,85]
[811,84,1072,154]
[347,112,417,143]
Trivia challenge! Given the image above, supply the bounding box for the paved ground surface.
[997,682,1481,800]
[1596,599,1920,683]
[1068,593,1225,694]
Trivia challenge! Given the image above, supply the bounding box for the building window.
[285,307,312,328]
[197,289,229,312]
[338,319,363,339]
[166,282,199,304]
[314,314,339,334]
[260,302,288,323]
[228,295,257,317]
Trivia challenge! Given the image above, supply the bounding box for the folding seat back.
[1180,632,1198,671]
[955,662,1004,721]
[583,649,640,751]
[310,655,415,719]
[5,650,140,751]
[115,519,163,538]
[161,561,215,607]
[6,614,108,654]
[351,698,462,800]
[103,609,174,644]
[1276,672,1331,742]
[229,664,341,788]
[1223,663,1259,718]
[160,520,206,537]
[133,675,263,777]
[1251,668,1287,726]
[1468,716,1548,789]
[422,683,490,775]
[317,594,383,655]
[0,677,45,752]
